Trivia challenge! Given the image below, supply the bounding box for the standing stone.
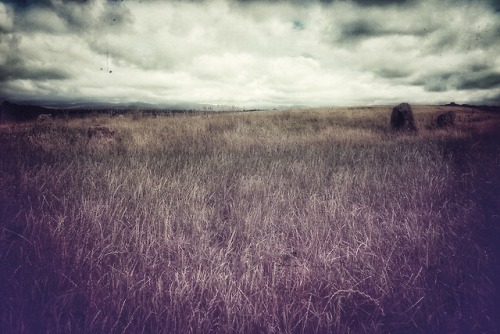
[391,103,417,132]
[87,125,116,151]
[436,111,455,128]
[37,114,53,122]
[87,125,115,138]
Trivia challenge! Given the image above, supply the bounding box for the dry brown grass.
[1,105,499,333]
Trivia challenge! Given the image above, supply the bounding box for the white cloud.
[1,0,499,106]
[19,7,66,33]
[0,2,13,32]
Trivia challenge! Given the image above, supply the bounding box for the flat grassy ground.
[1,105,499,333]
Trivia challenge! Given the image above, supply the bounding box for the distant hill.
[0,101,52,123]
[0,100,247,122]
[444,102,500,113]
[6,99,245,111]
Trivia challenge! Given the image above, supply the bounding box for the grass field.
[1,105,499,333]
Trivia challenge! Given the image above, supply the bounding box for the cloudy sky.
[0,0,499,107]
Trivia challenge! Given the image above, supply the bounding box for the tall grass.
[1,106,499,333]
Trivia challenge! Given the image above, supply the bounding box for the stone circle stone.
[390,103,417,132]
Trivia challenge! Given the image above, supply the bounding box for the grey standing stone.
[391,103,417,132]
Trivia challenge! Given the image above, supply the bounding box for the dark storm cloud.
[338,18,430,42]
[237,0,500,10]
[375,67,411,79]
[0,34,70,82]
[341,20,380,39]
[323,3,439,49]
[0,66,70,82]
[4,0,131,33]
[414,68,500,93]
[471,0,500,11]
[457,72,500,90]
[235,0,414,4]
[1,0,56,8]
[0,4,12,32]
[413,73,454,93]
[491,0,500,10]
[478,92,500,105]
[1,0,94,19]
[3,0,100,9]
[348,0,415,6]
[0,0,133,87]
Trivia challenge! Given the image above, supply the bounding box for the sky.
[0,0,499,108]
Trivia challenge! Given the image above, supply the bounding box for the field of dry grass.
[1,105,499,333]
